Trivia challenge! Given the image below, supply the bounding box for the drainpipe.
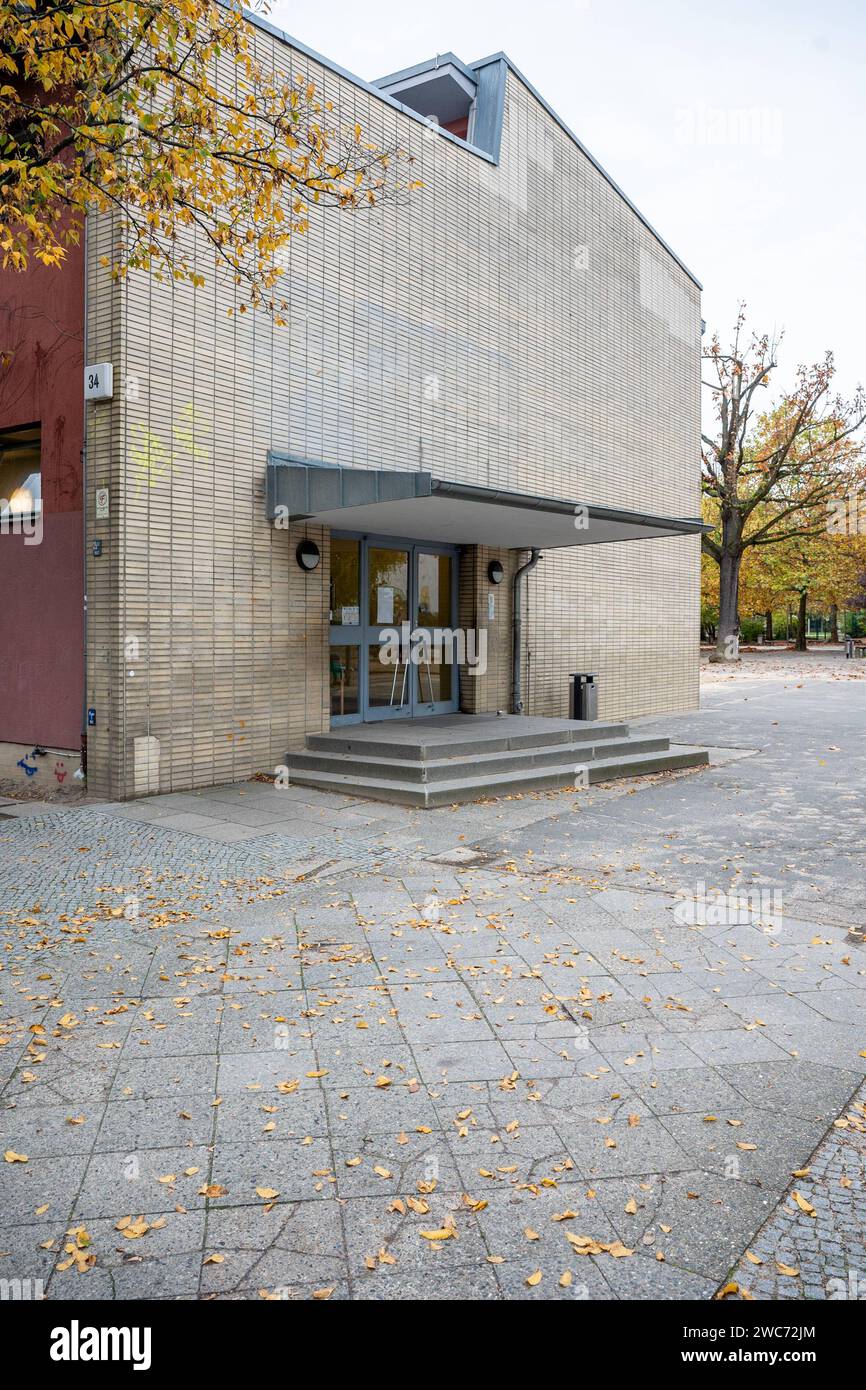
[80,215,89,775]
[511,548,541,714]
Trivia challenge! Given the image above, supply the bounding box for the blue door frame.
[329,531,460,726]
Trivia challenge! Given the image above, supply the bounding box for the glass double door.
[329,534,459,724]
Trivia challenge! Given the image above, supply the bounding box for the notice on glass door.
[376,586,394,624]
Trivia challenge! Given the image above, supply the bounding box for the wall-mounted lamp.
[487,560,504,585]
[296,539,321,572]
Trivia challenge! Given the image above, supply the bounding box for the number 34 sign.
[84,363,114,401]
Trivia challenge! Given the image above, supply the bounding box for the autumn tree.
[0,1,416,320]
[737,529,790,641]
[701,308,866,661]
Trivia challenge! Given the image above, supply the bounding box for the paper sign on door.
[376,586,394,624]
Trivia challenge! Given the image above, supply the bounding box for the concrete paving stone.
[0,1221,70,1290]
[200,1199,346,1294]
[50,1253,205,1300]
[533,1074,653,1128]
[679,959,776,999]
[47,1210,207,1301]
[217,993,311,1054]
[366,934,453,969]
[678,1026,792,1068]
[557,1110,694,1181]
[717,1059,862,1123]
[588,1028,705,1075]
[0,1100,100,1159]
[208,1137,335,1207]
[339,1189,490,1279]
[214,1086,329,1143]
[1,1058,115,1113]
[412,1039,517,1086]
[595,1251,718,1300]
[306,979,395,1015]
[426,1079,516,1131]
[94,1094,217,1153]
[311,1024,417,1072]
[127,993,222,1057]
[111,1053,218,1101]
[1,1154,90,1224]
[215,1047,324,1094]
[503,1035,612,1079]
[661,1108,828,1184]
[491,1252,616,1300]
[333,1129,461,1199]
[301,961,384,993]
[140,945,229,996]
[324,1079,439,1136]
[0,1053,26,1093]
[498,1071,646,1129]
[353,1256,503,1300]
[393,1004,497,1048]
[448,1121,580,1191]
[29,1002,136,1056]
[473,1181,620,1264]
[206,1278,353,1300]
[71,1146,213,1219]
[589,1169,781,1282]
[618,969,724,1012]
[631,1065,751,1118]
[188,823,278,844]
[152,812,237,833]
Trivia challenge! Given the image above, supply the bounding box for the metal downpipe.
[511,548,541,714]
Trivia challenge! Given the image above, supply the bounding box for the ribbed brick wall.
[83,23,701,797]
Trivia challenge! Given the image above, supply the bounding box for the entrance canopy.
[266,458,708,548]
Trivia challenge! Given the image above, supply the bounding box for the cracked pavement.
[0,650,864,1300]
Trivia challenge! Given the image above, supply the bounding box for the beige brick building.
[77,19,703,800]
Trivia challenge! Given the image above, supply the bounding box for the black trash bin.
[570,672,598,721]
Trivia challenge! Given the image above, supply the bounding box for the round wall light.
[296,539,321,572]
[487,560,504,585]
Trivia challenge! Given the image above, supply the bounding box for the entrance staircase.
[285,713,708,808]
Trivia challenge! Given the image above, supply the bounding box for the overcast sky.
[269,0,865,403]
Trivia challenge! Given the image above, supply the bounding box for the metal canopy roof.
[266,460,708,549]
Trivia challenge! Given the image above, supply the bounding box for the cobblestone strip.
[722,1080,866,1300]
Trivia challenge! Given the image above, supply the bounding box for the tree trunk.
[829,602,839,644]
[795,590,808,651]
[711,548,741,661]
[764,609,774,643]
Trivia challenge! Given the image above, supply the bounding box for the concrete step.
[285,745,710,807]
[286,734,672,784]
[303,720,629,761]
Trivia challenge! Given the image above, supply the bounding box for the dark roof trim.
[266,457,709,539]
[430,477,709,537]
[243,10,701,289]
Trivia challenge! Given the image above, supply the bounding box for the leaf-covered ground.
[1,653,863,1299]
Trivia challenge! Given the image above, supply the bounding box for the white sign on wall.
[84,364,114,400]
[95,487,110,520]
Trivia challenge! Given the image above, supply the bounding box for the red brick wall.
[0,236,85,748]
